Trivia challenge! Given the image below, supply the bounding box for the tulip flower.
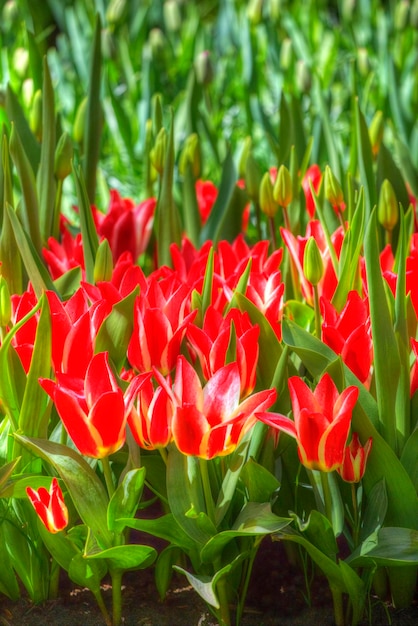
[167,355,276,459]
[410,338,418,397]
[337,433,372,483]
[40,352,130,458]
[257,373,358,472]
[26,477,68,533]
[195,179,217,224]
[127,372,175,450]
[186,306,259,396]
[127,276,196,375]
[93,190,156,264]
[43,216,85,280]
[321,291,373,384]
[302,164,322,218]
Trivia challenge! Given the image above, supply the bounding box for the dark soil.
[1,540,417,626]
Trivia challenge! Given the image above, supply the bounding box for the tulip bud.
[150,127,167,175]
[194,50,214,86]
[238,137,252,179]
[369,110,384,157]
[2,1,19,27]
[94,238,114,283]
[106,0,127,25]
[324,166,344,210]
[244,151,262,202]
[0,276,11,327]
[269,0,282,22]
[54,132,73,181]
[149,28,167,61]
[411,0,418,28]
[378,179,399,232]
[73,97,87,144]
[29,89,42,141]
[259,172,278,218]
[280,38,293,70]
[296,60,311,93]
[164,0,182,32]
[179,133,201,178]
[12,47,29,78]
[377,178,399,231]
[247,0,263,25]
[357,47,370,77]
[394,0,409,31]
[303,237,324,286]
[22,78,34,109]
[337,433,372,483]
[273,164,293,208]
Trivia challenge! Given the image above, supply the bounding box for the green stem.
[48,558,60,600]
[268,215,277,250]
[92,588,112,626]
[101,456,115,499]
[351,483,359,547]
[111,569,123,626]
[236,537,261,626]
[199,457,215,525]
[313,284,322,339]
[330,582,345,626]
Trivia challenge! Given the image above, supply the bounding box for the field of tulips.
[0,1,417,625]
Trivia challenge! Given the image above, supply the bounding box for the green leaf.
[14,436,113,549]
[182,160,201,247]
[5,84,40,173]
[348,527,418,567]
[107,468,146,532]
[118,513,196,552]
[72,163,99,284]
[240,459,280,503]
[83,13,102,204]
[86,544,157,571]
[36,57,56,242]
[95,286,138,371]
[68,552,107,595]
[355,99,377,218]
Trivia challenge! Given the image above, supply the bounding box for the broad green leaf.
[214,435,249,527]
[360,478,388,543]
[364,209,399,449]
[348,527,418,567]
[36,57,56,243]
[0,458,20,495]
[118,513,196,551]
[9,124,43,255]
[83,13,102,204]
[72,163,99,284]
[95,286,139,371]
[355,99,377,218]
[86,544,157,571]
[68,552,107,595]
[5,84,40,173]
[155,545,182,601]
[240,459,280,503]
[182,160,201,247]
[400,428,418,493]
[14,436,113,549]
[166,445,216,547]
[107,467,146,532]
[0,134,22,294]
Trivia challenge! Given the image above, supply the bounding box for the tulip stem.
[199,458,215,525]
[313,284,322,339]
[268,216,277,250]
[111,568,123,626]
[102,456,115,498]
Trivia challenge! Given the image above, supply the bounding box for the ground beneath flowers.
[1,540,417,626]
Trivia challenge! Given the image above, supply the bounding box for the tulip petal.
[173,405,208,456]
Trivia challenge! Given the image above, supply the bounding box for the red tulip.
[186,306,260,396]
[411,339,418,397]
[169,355,276,459]
[321,291,373,384]
[337,433,372,483]
[43,216,85,280]
[40,352,130,458]
[127,372,175,450]
[257,373,358,472]
[195,179,218,224]
[302,164,322,218]
[127,277,196,375]
[26,477,68,533]
[93,190,156,263]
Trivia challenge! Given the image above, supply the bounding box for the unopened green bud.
[411,0,418,28]
[238,137,252,179]
[179,133,201,178]
[341,0,355,20]
[164,0,182,32]
[244,151,262,202]
[269,0,282,22]
[152,93,163,134]
[106,0,127,25]
[296,59,311,93]
[0,276,11,327]
[259,172,278,218]
[357,48,370,77]
[280,38,293,70]
[394,0,409,31]
[150,127,167,175]
[73,97,87,144]
[378,179,399,232]
[369,111,384,157]
[22,78,34,109]
[194,50,214,86]
[12,47,29,78]
[149,28,167,61]
[2,1,19,27]
[324,166,344,209]
[29,89,42,141]
[94,239,114,283]
[273,164,293,207]
[54,132,73,181]
[247,0,263,25]
[304,237,324,287]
